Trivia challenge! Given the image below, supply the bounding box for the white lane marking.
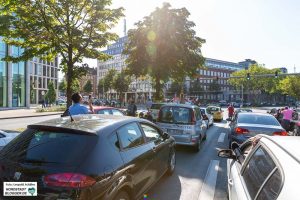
[217,132,226,143]
[198,160,220,200]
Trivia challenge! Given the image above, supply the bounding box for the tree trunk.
[154,76,163,101]
[66,62,73,108]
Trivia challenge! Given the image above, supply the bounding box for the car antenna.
[68,110,74,122]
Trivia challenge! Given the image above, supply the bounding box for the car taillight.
[273,131,288,136]
[191,110,196,124]
[235,127,249,134]
[44,173,96,188]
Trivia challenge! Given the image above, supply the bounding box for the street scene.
[0,0,300,199]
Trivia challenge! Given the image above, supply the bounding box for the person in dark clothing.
[127,100,137,117]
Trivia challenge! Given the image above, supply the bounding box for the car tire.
[167,149,176,175]
[113,190,130,200]
[193,137,201,152]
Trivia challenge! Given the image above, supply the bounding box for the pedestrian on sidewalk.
[41,99,46,108]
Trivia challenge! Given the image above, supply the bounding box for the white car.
[200,107,214,128]
[0,130,20,150]
[218,135,300,200]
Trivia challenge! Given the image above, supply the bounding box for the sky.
[85,0,300,73]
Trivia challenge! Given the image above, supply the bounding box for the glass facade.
[0,38,7,107]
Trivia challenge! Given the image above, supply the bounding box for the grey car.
[156,104,207,152]
[0,130,20,150]
[219,135,300,200]
[227,112,287,148]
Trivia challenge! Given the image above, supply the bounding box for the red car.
[93,106,125,116]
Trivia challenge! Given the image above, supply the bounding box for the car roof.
[237,112,270,117]
[261,136,300,163]
[160,103,198,109]
[93,106,114,110]
[28,114,143,135]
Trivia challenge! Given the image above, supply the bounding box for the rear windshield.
[159,106,192,124]
[207,107,220,112]
[151,104,164,109]
[238,114,280,126]
[0,129,97,165]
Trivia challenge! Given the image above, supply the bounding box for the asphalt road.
[147,120,230,200]
[0,115,60,130]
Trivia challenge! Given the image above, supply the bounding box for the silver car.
[156,104,207,152]
[219,135,300,200]
[0,130,20,150]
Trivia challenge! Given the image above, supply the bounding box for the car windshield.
[207,107,220,113]
[237,114,280,126]
[0,129,97,165]
[160,106,192,124]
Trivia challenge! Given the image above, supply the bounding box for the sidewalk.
[0,108,62,119]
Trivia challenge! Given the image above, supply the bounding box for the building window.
[12,62,25,107]
[0,59,7,107]
[43,65,46,76]
[38,64,42,76]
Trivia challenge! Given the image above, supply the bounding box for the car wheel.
[113,190,130,200]
[167,149,176,175]
[193,137,201,152]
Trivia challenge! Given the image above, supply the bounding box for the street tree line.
[229,64,300,101]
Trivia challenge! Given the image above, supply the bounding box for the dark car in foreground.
[227,112,287,148]
[0,115,176,200]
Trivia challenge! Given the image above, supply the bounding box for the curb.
[0,113,62,120]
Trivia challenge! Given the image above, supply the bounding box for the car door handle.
[228,178,233,186]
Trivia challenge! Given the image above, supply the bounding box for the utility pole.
[241,84,244,106]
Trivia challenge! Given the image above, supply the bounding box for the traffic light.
[275,71,278,78]
[246,73,250,80]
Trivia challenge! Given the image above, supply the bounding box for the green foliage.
[112,71,131,96]
[98,79,105,95]
[229,64,282,94]
[0,0,124,106]
[189,80,203,96]
[59,80,67,93]
[103,68,117,92]
[208,80,221,92]
[45,81,56,104]
[36,105,66,113]
[30,82,35,103]
[279,76,300,99]
[83,80,93,93]
[71,79,80,93]
[124,3,205,101]
[167,81,187,96]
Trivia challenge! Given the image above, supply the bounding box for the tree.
[208,80,221,92]
[279,76,300,99]
[45,81,56,105]
[71,79,80,94]
[59,81,67,94]
[167,81,187,96]
[98,79,105,98]
[124,3,205,101]
[103,68,117,96]
[189,80,203,96]
[229,64,283,103]
[83,80,93,94]
[112,71,131,103]
[30,82,35,103]
[0,0,124,107]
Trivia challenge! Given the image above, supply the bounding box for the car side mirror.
[218,149,235,159]
[162,132,170,140]
[226,118,232,121]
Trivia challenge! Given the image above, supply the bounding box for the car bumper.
[172,135,200,146]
